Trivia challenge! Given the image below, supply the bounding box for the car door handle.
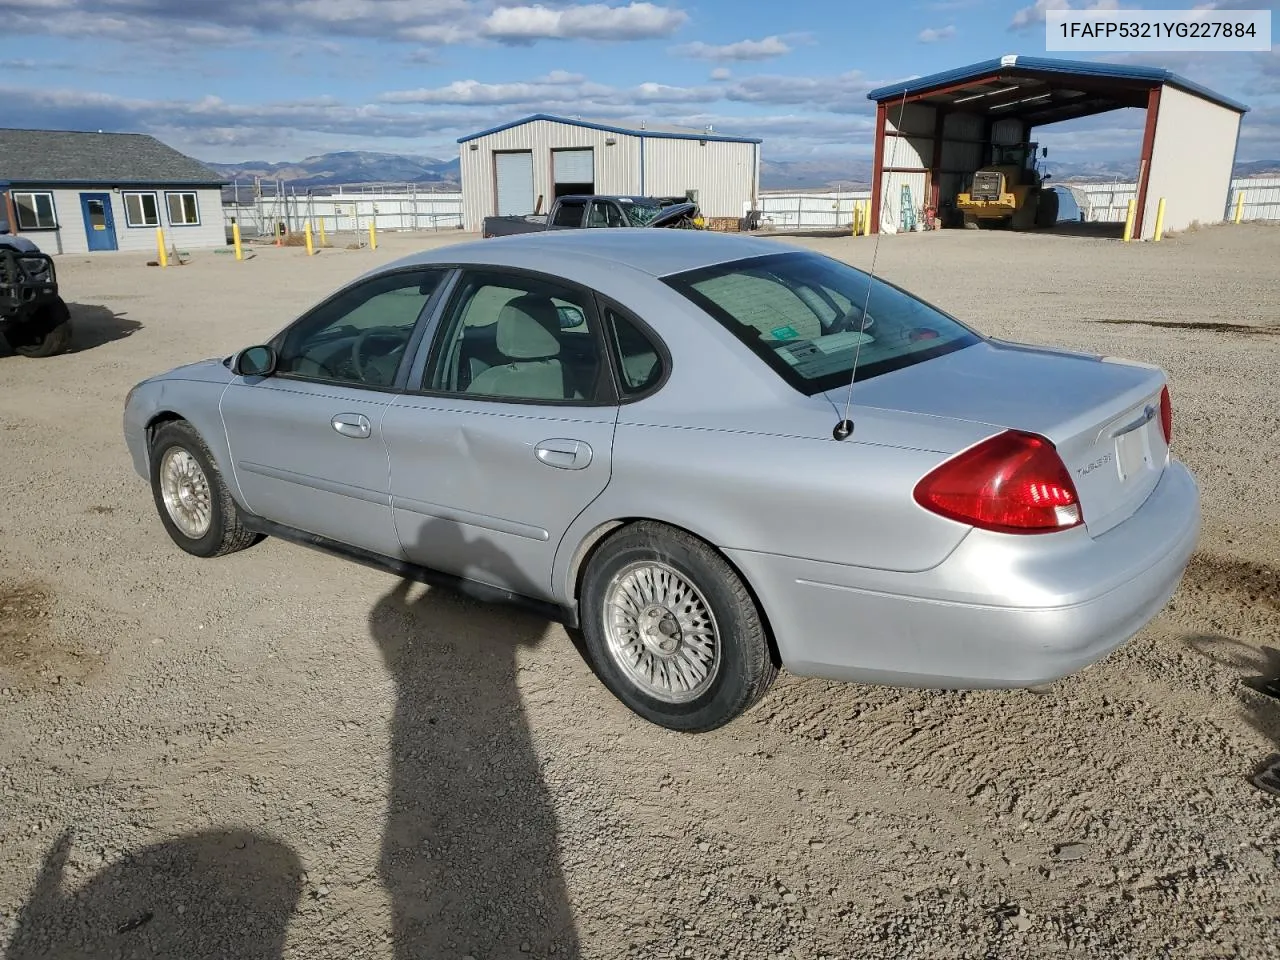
[535,439,592,470]
[331,413,372,439]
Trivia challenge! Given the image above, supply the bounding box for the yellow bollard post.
[233,222,243,261]
[368,219,378,250]
[1153,198,1166,242]
[156,227,168,267]
[863,200,872,237]
[1122,199,1136,242]
[305,221,314,256]
[319,218,327,248]
[1233,191,1244,224]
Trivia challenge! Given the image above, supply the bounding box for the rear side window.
[663,251,979,394]
[605,307,664,395]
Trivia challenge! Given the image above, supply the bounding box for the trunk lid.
[828,338,1170,537]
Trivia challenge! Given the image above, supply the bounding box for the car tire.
[12,301,72,358]
[579,521,778,732]
[148,420,261,559]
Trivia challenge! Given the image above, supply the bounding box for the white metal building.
[457,114,762,231]
[0,128,226,255]
[864,56,1249,239]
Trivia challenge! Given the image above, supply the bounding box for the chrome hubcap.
[602,561,720,704]
[159,447,212,539]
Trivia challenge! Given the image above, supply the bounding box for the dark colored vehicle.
[483,194,701,238]
[0,234,72,358]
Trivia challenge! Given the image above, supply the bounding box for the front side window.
[663,251,980,394]
[123,192,160,227]
[275,269,443,388]
[424,270,604,403]
[13,192,56,230]
[587,201,626,228]
[166,191,200,226]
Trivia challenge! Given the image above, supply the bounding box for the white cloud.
[481,2,687,42]
[711,67,732,81]
[1010,0,1121,32]
[671,35,793,61]
[381,69,884,114]
[917,25,956,43]
[0,0,688,47]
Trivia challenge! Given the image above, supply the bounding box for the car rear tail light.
[913,430,1083,534]
[1159,384,1172,446]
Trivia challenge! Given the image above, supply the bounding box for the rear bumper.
[726,460,1200,689]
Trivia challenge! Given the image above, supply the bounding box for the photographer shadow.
[370,518,581,958]
[5,827,302,960]
[1184,634,1280,795]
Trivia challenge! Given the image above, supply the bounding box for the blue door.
[80,193,118,251]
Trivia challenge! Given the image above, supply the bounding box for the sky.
[1,0,1276,172]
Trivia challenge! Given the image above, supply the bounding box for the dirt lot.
[1,224,1277,959]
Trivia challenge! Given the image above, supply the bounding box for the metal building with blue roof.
[864,55,1248,239]
[457,114,762,232]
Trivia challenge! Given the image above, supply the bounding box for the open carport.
[865,55,1249,239]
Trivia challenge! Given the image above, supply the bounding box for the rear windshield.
[621,201,665,227]
[663,250,980,394]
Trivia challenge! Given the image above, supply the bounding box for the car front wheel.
[148,420,261,558]
[579,522,778,732]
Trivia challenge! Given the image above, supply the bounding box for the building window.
[13,191,57,230]
[165,191,200,226]
[123,191,160,227]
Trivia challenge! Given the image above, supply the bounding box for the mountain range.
[206,150,1280,193]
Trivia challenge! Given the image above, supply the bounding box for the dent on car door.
[382,268,621,600]
[219,268,448,558]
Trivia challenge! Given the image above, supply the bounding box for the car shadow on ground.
[66,304,142,353]
[1183,634,1280,795]
[369,517,581,958]
[5,827,303,959]
[0,304,141,357]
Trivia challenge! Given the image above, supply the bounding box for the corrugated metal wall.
[460,120,642,230]
[1143,87,1242,239]
[883,103,936,137]
[641,137,757,218]
[879,172,929,230]
[940,113,984,176]
[991,118,1026,145]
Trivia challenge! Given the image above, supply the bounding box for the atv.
[0,235,72,358]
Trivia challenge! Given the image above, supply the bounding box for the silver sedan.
[123,230,1200,731]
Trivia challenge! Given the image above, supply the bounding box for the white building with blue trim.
[0,128,226,255]
[457,114,762,232]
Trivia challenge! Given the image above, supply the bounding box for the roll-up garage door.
[553,148,594,185]
[495,151,535,215]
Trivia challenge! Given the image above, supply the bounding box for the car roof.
[389,229,793,280]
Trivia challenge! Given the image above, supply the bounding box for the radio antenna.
[833,86,910,441]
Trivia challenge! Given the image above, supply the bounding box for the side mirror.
[557,305,586,330]
[234,344,278,377]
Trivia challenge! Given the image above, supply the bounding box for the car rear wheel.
[149,420,261,558]
[579,522,777,732]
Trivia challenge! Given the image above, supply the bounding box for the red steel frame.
[1132,87,1162,239]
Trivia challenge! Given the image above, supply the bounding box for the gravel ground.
[1,224,1277,959]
